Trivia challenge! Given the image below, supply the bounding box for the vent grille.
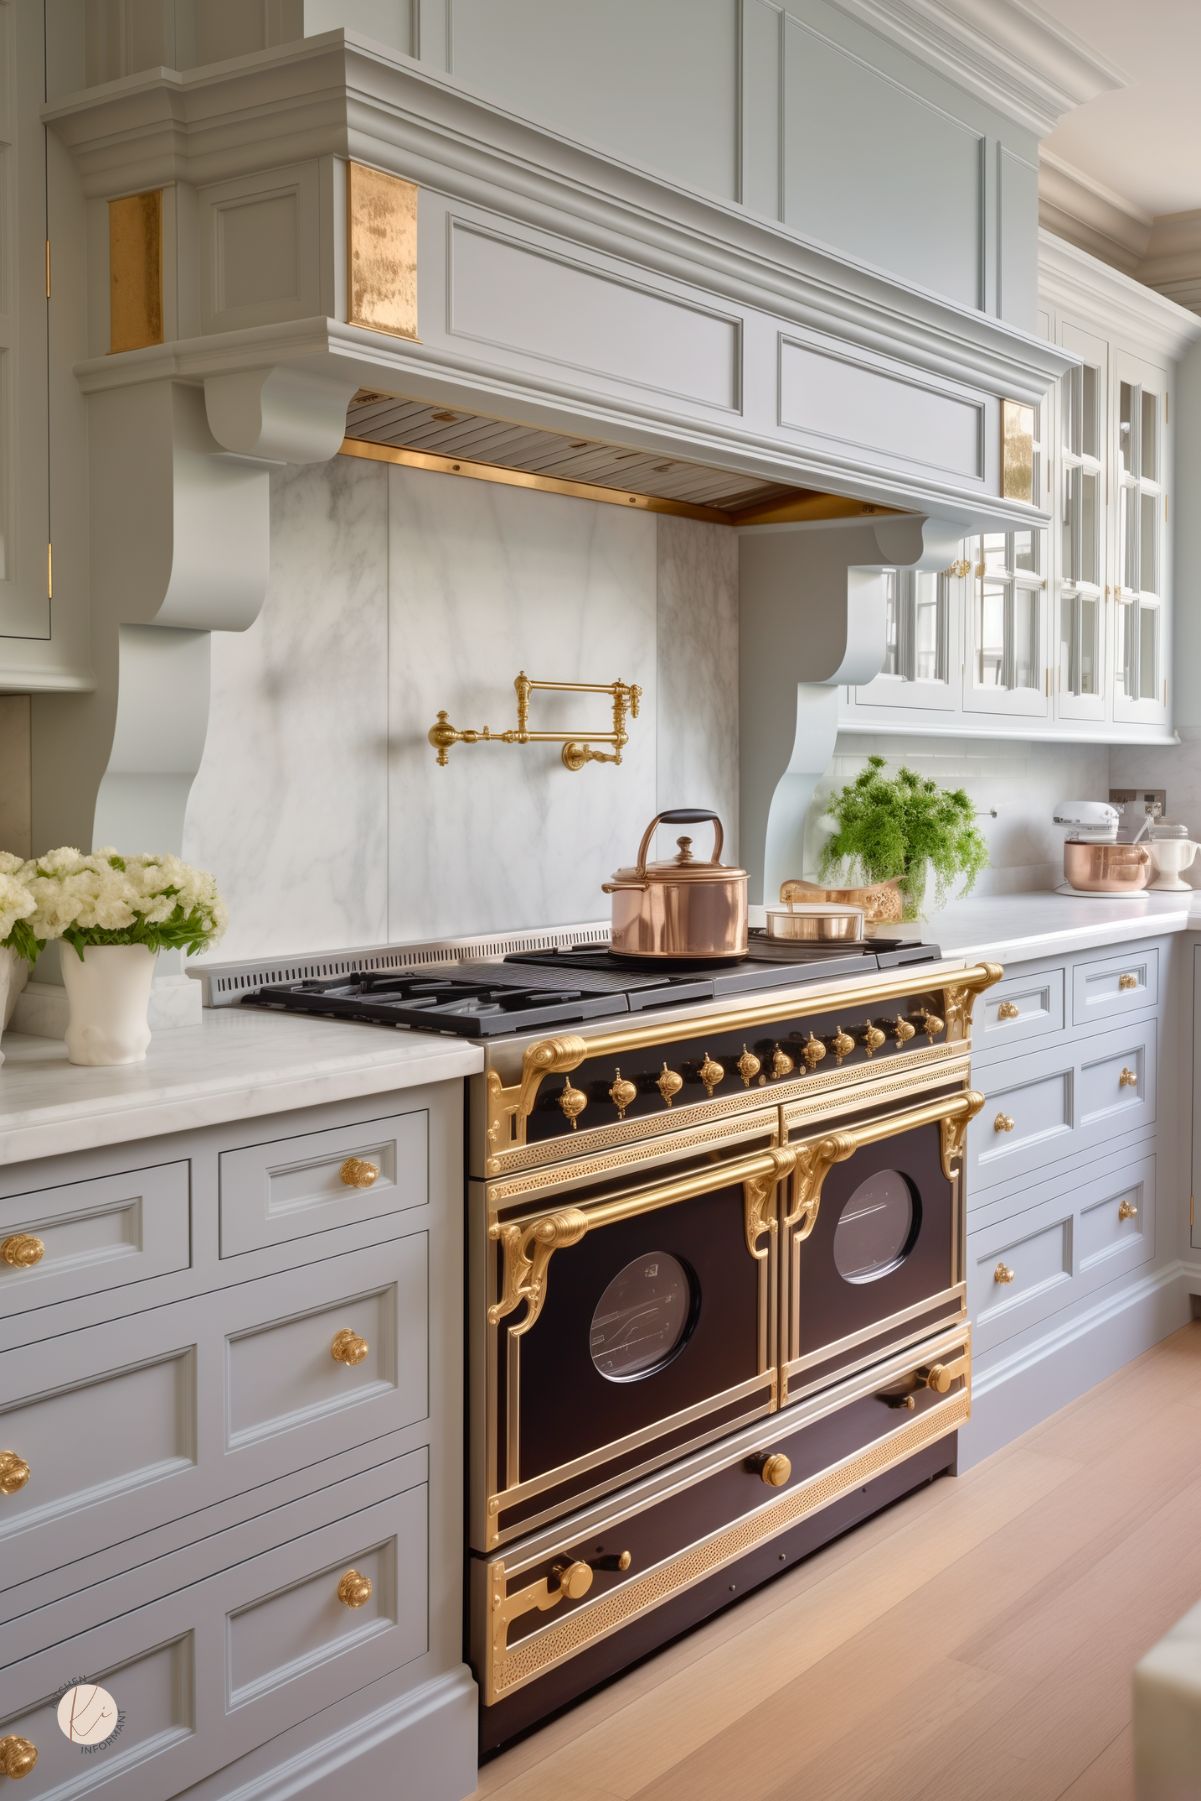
[193,921,612,1007]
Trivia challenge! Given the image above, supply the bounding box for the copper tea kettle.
[603,810,748,959]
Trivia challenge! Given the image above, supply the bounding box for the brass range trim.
[485,1372,969,1702]
[484,961,1002,1170]
[339,435,899,528]
[785,1284,966,1378]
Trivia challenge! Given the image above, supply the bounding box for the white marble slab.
[0,1009,481,1167]
[386,466,658,939]
[655,516,739,856]
[921,888,1198,966]
[183,457,391,961]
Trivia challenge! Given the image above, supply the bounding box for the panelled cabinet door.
[852,563,963,715]
[961,527,1051,719]
[1111,348,1170,727]
[1054,321,1108,722]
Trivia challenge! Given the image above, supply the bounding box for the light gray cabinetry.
[0,1081,475,1801]
[961,935,1179,1466]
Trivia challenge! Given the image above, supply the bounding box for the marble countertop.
[0,1008,483,1167]
[919,888,1199,967]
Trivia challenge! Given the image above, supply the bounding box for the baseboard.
[179,1666,478,1801]
[958,1261,1193,1468]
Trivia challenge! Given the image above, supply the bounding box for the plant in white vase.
[26,849,227,1067]
[0,855,39,1065]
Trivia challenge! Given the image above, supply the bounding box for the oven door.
[781,1087,982,1403]
[473,1140,793,1550]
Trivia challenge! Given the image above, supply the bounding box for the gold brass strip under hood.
[340,392,901,527]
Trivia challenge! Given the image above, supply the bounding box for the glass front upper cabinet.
[962,522,1050,719]
[1054,324,1107,721]
[852,564,962,714]
[1112,350,1169,726]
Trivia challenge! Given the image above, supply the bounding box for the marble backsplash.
[0,698,32,857]
[183,458,740,962]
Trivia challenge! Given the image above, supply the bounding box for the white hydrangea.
[0,871,36,949]
[27,848,227,955]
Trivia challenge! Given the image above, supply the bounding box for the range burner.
[241,935,941,1038]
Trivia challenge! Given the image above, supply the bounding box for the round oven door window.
[590,1253,696,1382]
[832,1170,918,1283]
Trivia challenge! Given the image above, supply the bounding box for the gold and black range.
[455,936,1000,1754]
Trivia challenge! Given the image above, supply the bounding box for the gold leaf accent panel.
[108,190,164,354]
[347,162,419,341]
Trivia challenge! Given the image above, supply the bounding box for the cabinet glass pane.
[1140,606,1159,701]
[1119,600,1136,697]
[1062,469,1099,587]
[1013,528,1038,574]
[1079,594,1099,695]
[1081,363,1099,460]
[1121,486,1139,592]
[983,533,1008,575]
[912,574,944,682]
[1120,381,1135,474]
[1140,493,1160,594]
[882,571,899,675]
[1013,589,1040,692]
[1141,390,1159,482]
[978,582,1005,687]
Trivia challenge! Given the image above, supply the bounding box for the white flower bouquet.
[26,848,227,961]
[0,853,38,963]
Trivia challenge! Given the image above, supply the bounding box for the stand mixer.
[1053,801,1153,896]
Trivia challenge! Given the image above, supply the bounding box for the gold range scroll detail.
[430,672,642,772]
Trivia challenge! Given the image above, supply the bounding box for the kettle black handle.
[656,809,720,825]
[634,810,725,874]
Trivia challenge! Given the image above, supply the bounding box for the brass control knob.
[698,1053,725,1097]
[892,1015,917,1046]
[994,1262,1015,1285]
[801,1032,827,1072]
[609,1069,637,1120]
[997,1000,1020,1021]
[770,1044,795,1080]
[1119,1198,1139,1222]
[330,1329,369,1366]
[340,1157,379,1189]
[558,1080,588,1129]
[830,1028,855,1063]
[883,1391,917,1411]
[0,1235,44,1269]
[0,1737,37,1780]
[916,1359,964,1395]
[736,1045,762,1088]
[918,1009,945,1041]
[657,1063,684,1108]
[594,1550,633,1573]
[552,1559,594,1602]
[1119,1066,1138,1089]
[337,1569,373,1608]
[753,1452,792,1488]
[0,1452,30,1495]
[861,1022,886,1057]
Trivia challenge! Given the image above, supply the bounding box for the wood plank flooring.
[475,1323,1201,1801]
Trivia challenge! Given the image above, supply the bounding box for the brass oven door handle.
[780,1087,984,1242]
[488,1142,799,1334]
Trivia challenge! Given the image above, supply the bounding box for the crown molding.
[1038,151,1150,275]
[1139,210,1201,317]
[1038,229,1201,359]
[828,0,1126,137]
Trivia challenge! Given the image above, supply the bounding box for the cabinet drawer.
[1077,1025,1156,1143]
[0,1162,190,1318]
[975,967,1065,1055]
[219,1109,428,1258]
[0,1240,428,1583]
[1071,944,1159,1024]
[969,1150,1156,1354]
[0,1478,426,1800]
[968,1055,1074,1191]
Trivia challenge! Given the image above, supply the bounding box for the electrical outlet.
[1110,788,1167,818]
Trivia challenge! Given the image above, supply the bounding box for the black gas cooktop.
[240,933,941,1038]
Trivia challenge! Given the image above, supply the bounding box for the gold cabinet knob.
[1119,972,1138,991]
[558,1079,588,1129]
[0,1452,30,1496]
[883,1390,917,1410]
[753,1452,792,1487]
[698,1053,725,1096]
[994,1262,1015,1285]
[608,1069,637,1120]
[0,1737,37,1780]
[997,1000,1020,1021]
[337,1568,373,1608]
[552,1559,594,1602]
[340,1157,379,1189]
[918,1009,945,1040]
[917,1357,966,1395]
[736,1045,762,1087]
[0,1235,44,1269]
[330,1328,369,1366]
[892,1015,916,1046]
[830,1028,855,1063]
[595,1549,633,1572]
[801,1031,827,1071]
[657,1062,684,1107]
[770,1044,795,1080]
[994,1113,1015,1134]
[1119,1066,1138,1089]
[861,1022,886,1057]
[1118,1198,1140,1221]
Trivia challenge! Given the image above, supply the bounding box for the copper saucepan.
[603,809,748,959]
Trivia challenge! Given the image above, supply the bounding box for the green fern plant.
[818,756,988,919]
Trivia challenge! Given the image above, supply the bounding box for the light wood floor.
[475,1323,1201,1801]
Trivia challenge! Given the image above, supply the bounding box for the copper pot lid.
[610,810,746,886]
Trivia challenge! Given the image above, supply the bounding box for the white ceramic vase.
[60,943,158,1067]
[0,945,30,1066]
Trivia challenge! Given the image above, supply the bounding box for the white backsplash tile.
[1111,732,1201,885]
[655,516,739,857]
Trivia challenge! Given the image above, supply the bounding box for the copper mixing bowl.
[1063,841,1152,893]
